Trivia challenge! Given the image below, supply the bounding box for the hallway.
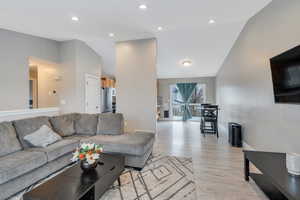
[154,121,267,200]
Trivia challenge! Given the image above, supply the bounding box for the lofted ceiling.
[0,0,271,78]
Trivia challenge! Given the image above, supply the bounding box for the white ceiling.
[0,0,271,78]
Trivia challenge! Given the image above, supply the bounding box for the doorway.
[28,58,60,109]
[85,74,101,113]
[170,83,206,121]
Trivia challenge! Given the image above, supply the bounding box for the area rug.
[10,154,196,200]
[100,154,196,200]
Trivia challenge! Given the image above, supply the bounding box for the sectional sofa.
[0,113,155,200]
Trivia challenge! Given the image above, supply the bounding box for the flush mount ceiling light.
[182,60,192,67]
[109,33,115,37]
[157,26,163,31]
[139,4,147,10]
[71,16,79,21]
[209,19,215,24]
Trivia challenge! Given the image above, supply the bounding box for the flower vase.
[80,160,98,172]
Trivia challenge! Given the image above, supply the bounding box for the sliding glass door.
[170,83,206,121]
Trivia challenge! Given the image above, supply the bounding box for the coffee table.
[23,154,125,200]
[244,150,300,200]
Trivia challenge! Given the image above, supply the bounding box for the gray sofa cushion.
[125,147,153,168]
[23,125,62,148]
[0,154,72,200]
[0,150,47,185]
[74,114,98,135]
[27,139,79,162]
[0,122,22,157]
[50,114,77,137]
[13,116,52,148]
[97,113,124,135]
[82,132,155,156]
[64,135,90,141]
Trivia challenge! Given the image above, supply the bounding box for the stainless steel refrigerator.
[101,88,116,113]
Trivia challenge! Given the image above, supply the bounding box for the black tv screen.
[270,45,300,104]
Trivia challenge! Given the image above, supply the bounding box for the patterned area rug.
[10,154,196,200]
[100,154,196,200]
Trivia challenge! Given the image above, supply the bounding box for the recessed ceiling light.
[71,16,79,21]
[109,33,115,37]
[209,19,215,24]
[157,26,163,31]
[182,60,192,67]
[139,4,147,10]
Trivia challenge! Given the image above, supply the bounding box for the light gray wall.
[216,0,300,153]
[75,40,102,113]
[0,28,102,113]
[36,64,60,108]
[116,38,157,133]
[59,41,77,113]
[158,77,216,113]
[59,40,102,113]
[0,28,60,111]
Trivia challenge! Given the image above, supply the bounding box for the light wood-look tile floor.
[154,121,269,200]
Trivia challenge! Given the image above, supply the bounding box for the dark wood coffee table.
[24,154,125,200]
[244,150,300,200]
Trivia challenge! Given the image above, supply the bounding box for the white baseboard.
[243,141,255,151]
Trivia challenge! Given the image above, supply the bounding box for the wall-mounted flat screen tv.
[270,45,300,104]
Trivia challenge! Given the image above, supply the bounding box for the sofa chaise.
[0,113,155,200]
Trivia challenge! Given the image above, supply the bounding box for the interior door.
[85,74,101,113]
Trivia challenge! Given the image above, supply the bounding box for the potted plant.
[72,143,103,172]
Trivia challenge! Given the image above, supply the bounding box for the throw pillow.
[23,125,62,148]
[13,116,53,148]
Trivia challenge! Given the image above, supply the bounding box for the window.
[170,83,206,120]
